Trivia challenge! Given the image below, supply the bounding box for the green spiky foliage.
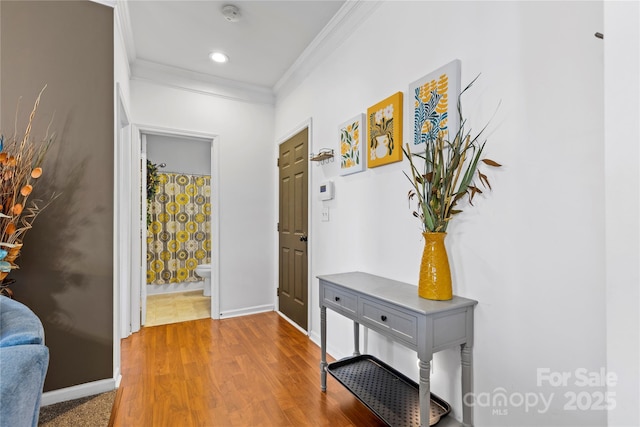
[403,77,501,233]
[146,160,160,228]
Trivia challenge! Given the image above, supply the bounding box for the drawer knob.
[380,315,387,322]
[334,296,340,302]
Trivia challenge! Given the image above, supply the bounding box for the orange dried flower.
[31,167,43,178]
[12,204,23,215]
[5,223,16,235]
[20,185,33,196]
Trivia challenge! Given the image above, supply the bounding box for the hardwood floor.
[145,291,211,326]
[112,312,386,427]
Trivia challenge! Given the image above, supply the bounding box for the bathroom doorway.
[128,126,220,333]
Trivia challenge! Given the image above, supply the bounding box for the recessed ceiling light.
[210,52,229,64]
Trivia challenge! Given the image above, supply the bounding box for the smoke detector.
[221,4,241,23]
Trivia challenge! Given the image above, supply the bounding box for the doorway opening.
[143,133,214,326]
[123,126,220,335]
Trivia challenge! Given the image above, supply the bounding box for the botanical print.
[408,60,461,153]
[367,91,403,168]
[339,114,366,175]
[416,74,449,141]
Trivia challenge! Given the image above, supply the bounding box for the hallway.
[113,312,387,426]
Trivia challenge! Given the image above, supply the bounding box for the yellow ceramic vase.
[418,232,452,300]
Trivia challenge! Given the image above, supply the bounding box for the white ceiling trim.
[115,1,137,67]
[273,0,383,98]
[131,59,275,105]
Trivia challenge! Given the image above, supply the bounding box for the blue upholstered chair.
[0,295,49,427]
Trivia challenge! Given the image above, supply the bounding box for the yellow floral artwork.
[339,113,366,175]
[367,92,403,168]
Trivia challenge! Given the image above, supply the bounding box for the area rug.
[38,390,116,427]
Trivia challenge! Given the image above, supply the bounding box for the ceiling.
[127,1,346,90]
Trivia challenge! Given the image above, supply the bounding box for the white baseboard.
[220,304,274,319]
[309,330,321,346]
[308,329,344,362]
[277,314,341,362]
[41,377,117,407]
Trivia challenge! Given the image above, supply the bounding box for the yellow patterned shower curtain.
[147,173,211,285]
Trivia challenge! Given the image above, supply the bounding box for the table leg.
[353,321,360,356]
[418,358,431,427]
[320,305,327,392]
[461,343,474,426]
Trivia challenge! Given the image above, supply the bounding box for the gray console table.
[318,272,477,427]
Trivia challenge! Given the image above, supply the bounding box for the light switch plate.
[321,207,329,222]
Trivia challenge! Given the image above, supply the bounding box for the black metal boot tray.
[327,354,451,426]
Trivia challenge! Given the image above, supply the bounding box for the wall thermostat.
[318,181,334,201]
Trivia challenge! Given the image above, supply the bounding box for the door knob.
[299,235,308,242]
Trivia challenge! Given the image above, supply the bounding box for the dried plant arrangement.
[0,86,58,281]
[403,77,502,233]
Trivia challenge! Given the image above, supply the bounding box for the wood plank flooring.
[145,291,211,326]
[112,312,386,427]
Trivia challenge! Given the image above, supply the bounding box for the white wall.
[146,134,211,176]
[132,79,276,315]
[604,2,640,426]
[275,2,606,426]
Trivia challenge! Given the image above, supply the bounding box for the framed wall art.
[367,91,403,168]
[339,114,366,175]
[407,59,461,153]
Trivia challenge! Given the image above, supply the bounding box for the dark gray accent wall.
[1,1,114,391]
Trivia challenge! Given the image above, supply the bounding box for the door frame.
[275,118,313,333]
[139,139,148,326]
[114,83,130,382]
[124,124,221,335]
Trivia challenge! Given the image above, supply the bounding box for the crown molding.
[131,59,275,105]
[115,0,136,67]
[273,0,383,98]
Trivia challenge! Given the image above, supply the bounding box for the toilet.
[194,263,211,297]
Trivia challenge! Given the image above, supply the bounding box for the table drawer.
[359,297,418,345]
[321,282,357,315]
